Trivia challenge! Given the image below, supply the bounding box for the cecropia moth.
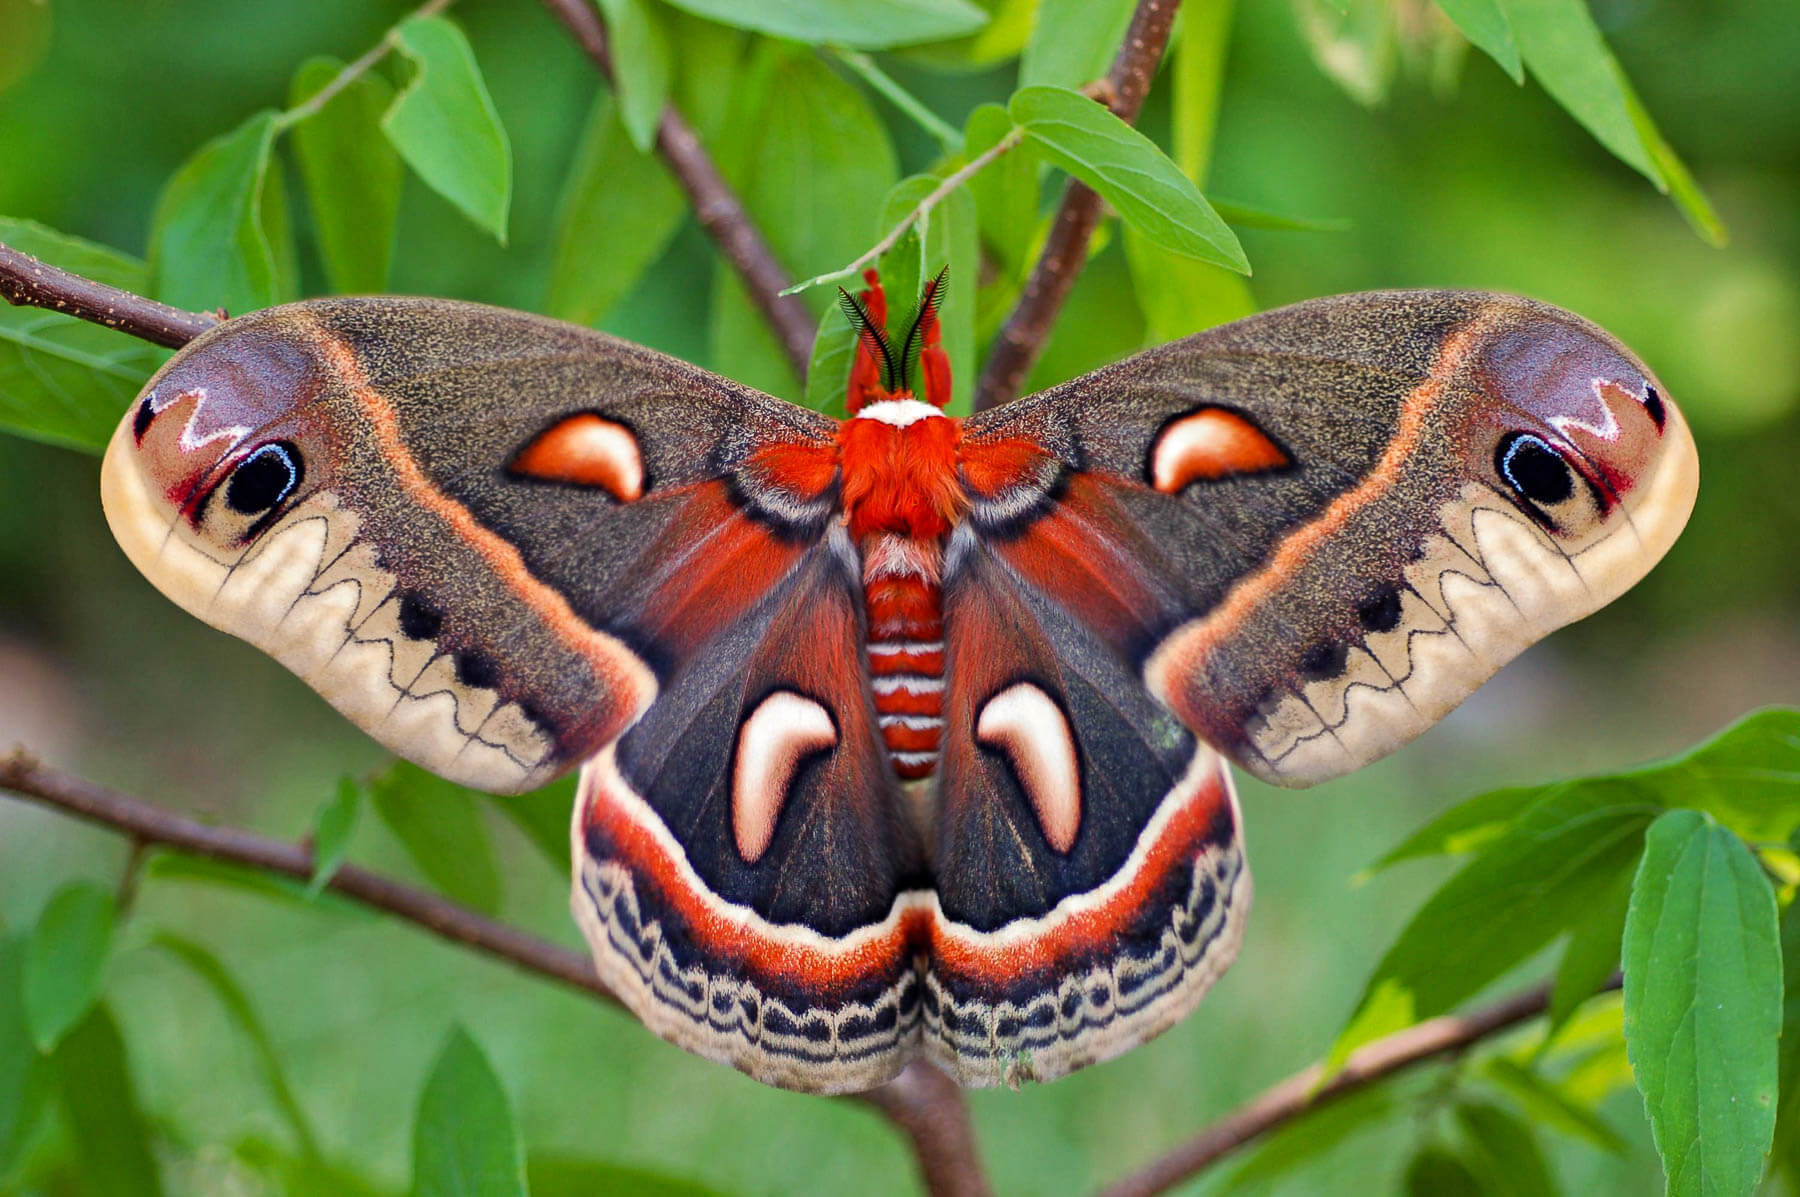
[100,272,1697,1093]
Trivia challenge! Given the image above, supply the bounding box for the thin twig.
[1,749,614,999]
[831,47,963,151]
[535,0,818,379]
[784,128,1026,296]
[1096,978,1607,1197]
[0,240,218,348]
[972,0,1183,412]
[276,0,454,130]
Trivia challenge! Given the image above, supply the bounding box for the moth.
[101,274,1697,1094]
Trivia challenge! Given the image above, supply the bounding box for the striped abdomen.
[863,535,944,780]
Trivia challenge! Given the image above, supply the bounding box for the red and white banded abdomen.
[863,534,945,780]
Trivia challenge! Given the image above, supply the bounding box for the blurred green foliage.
[1,0,1798,1194]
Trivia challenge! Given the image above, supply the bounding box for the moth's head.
[102,315,333,560]
[1466,302,1697,554]
[840,266,952,413]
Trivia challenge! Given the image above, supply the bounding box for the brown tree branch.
[0,241,219,348]
[0,749,612,999]
[535,0,819,379]
[972,0,1183,412]
[857,1061,994,1197]
[1096,977,1614,1197]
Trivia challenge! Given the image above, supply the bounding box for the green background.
[1,0,1796,1192]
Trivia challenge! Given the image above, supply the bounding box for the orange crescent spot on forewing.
[1151,408,1289,491]
[510,413,644,500]
[1144,314,1491,719]
[305,323,656,735]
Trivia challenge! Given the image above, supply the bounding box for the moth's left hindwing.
[101,296,839,793]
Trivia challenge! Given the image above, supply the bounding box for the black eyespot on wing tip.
[1495,433,1574,506]
[1643,383,1667,430]
[397,592,443,641]
[132,396,155,441]
[224,441,303,515]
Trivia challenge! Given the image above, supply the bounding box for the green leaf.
[0,934,49,1178]
[1364,784,1545,875]
[1454,1100,1559,1197]
[149,109,283,315]
[1019,0,1136,91]
[1616,65,1727,248]
[1330,782,1656,1071]
[713,47,897,392]
[1547,859,1630,1037]
[666,11,749,144]
[1481,1056,1627,1155]
[288,57,403,293]
[1370,708,1800,877]
[1294,0,1396,107]
[1022,241,1145,393]
[53,1006,163,1197]
[802,171,976,414]
[308,777,361,896]
[1210,196,1350,233]
[412,1027,525,1197]
[1405,1146,1488,1196]
[1122,225,1255,342]
[1623,810,1780,1197]
[963,103,1036,279]
[142,850,374,919]
[1771,897,1800,1180]
[1172,0,1237,183]
[1009,85,1248,273]
[545,92,686,327]
[529,1155,727,1196]
[383,15,512,244]
[151,932,321,1161]
[804,299,860,415]
[1435,0,1523,83]
[654,0,987,48]
[0,217,163,453]
[24,882,116,1053]
[368,762,503,916]
[1498,0,1652,179]
[259,152,300,305]
[711,272,799,397]
[1495,0,1720,239]
[596,0,673,153]
[491,776,578,868]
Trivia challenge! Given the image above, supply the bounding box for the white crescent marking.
[976,682,1082,854]
[732,691,838,863]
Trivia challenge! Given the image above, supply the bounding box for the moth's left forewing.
[964,291,1697,788]
[100,297,839,794]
